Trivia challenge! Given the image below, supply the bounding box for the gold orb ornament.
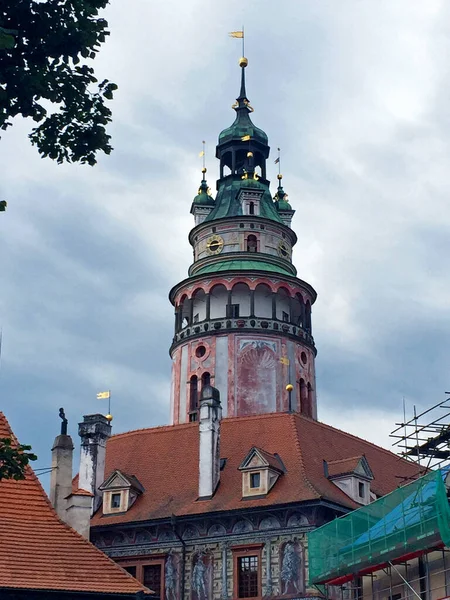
[247,151,253,158]
[105,414,113,422]
[286,384,294,392]
[239,57,248,68]
[202,167,207,174]
[277,173,283,180]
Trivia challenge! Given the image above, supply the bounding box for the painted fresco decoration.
[279,540,304,596]
[165,552,179,600]
[191,551,213,600]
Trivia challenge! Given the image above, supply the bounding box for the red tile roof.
[327,456,365,477]
[91,412,419,526]
[0,412,150,595]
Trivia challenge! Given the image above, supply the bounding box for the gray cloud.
[0,0,449,482]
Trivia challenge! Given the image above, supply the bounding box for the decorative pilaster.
[221,542,229,599]
[264,539,273,597]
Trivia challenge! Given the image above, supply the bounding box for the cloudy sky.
[1,0,449,484]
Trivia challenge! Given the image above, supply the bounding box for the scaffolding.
[308,470,450,586]
[390,395,450,483]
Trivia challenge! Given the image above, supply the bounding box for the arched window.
[201,372,211,388]
[300,379,309,416]
[249,201,255,215]
[189,376,198,422]
[247,234,257,253]
[306,383,313,418]
[305,301,312,333]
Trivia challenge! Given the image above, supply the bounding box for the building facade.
[50,57,421,600]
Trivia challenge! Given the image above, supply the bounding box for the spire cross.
[202,140,206,172]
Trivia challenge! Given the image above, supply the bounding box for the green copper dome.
[274,180,292,211]
[218,111,268,145]
[218,61,268,147]
[205,177,282,223]
[192,176,215,206]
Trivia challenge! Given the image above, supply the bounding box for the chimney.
[50,408,74,518]
[198,385,222,500]
[78,414,112,513]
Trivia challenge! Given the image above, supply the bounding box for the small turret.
[190,168,215,225]
[274,174,295,227]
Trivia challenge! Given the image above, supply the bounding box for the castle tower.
[169,58,317,424]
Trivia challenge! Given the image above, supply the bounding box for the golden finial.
[247,151,253,158]
[277,173,283,180]
[105,413,113,422]
[286,384,294,392]
[239,57,248,68]
[199,140,206,173]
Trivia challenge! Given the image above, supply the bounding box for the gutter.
[171,514,186,600]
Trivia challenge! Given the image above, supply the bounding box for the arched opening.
[306,382,313,418]
[179,294,191,329]
[276,287,291,322]
[192,288,207,323]
[246,234,258,253]
[189,375,198,422]
[230,282,250,318]
[292,293,304,328]
[201,372,211,388]
[254,283,272,318]
[249,202,255,215]
[299,379,309,416]
[209,284,228,320]
[305,301,312,333]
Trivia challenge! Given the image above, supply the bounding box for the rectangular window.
[358,482,365,498]
[143,564,162,600]
[193,313,199,323]
[238,555,259,598]
[250,472,260,489]
[111,492,121,509]
[124,565,137,578]
[282,311,289,322]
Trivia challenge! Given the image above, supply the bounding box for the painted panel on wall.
[215,336,229,417]
[279,540,305,596]
[236,339,278,415]
[191,551,213,600]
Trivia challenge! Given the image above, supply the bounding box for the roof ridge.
[289,413,320,499]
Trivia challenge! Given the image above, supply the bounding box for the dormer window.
[239,447,285,498]
[325,455,374,506]
[358,482,365,499]
[111,493,121,509]
[99,470,144,516]
[250,472,261,489]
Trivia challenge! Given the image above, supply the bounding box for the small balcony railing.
[172,317,314,348]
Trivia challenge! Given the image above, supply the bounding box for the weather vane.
[229,27,245,57]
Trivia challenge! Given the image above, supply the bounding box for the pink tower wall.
[170,332,316,425]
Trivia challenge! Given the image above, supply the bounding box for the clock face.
[206,234,224,255]
[278,240,290,259]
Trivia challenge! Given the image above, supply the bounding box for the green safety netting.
[308,469,450,585]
